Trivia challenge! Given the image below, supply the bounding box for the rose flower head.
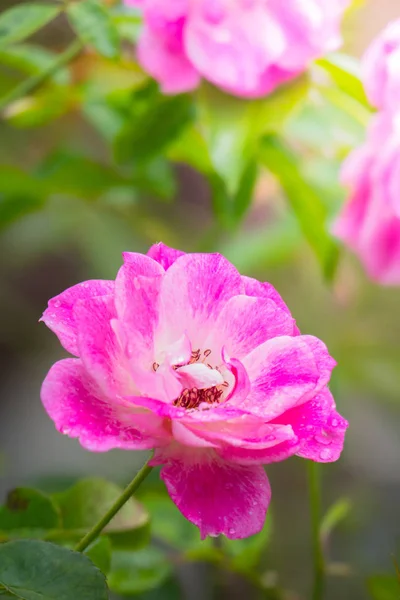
[41,244,347,539]
[333,115,400,285]
[126,0,350,98]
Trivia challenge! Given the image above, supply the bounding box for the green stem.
[0,38,83,113]
[308,461,325,600]
[75,456,153,553]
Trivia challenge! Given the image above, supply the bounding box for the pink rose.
[333,115,400,285]
[41,244,347,539]
[126,0,349,97]
[362,18,400,113]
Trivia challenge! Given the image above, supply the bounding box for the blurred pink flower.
[362,18,400,112]
[333,115,400,285]
[41,244,347,539]
[125,0,349,97]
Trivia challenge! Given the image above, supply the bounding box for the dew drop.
[228,528,235,535]
[331,418,338,428]
[53,300,61,308]
[319,448,331,460]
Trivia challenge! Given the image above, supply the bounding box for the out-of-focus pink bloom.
[333,115,400,285]
[125,0,349,97]
[362,18,400,112]
[41,244,347,539]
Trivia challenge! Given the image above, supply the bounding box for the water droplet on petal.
[53,300,61,308]
[319,448,331,460]
[314,434,332,446]
[228,528,235,535]
[331,419,338,428]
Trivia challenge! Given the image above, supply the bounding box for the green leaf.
[0,166,47,230]
[367,575,400,600]
[135,577,183,600]
[196,78,308,197]
[315,53,369,107]
[108,547,171,596]
[320,498,351,544]
[0,193,45,231]
[3,88,72,128]
[259,135,340,280]
[221,513,272,571]
[0,539,108,599]
[67,0,120,59]
[35,151,129,199]
[0,44,70,85]
[84,537,112,575]
[0,4,60,48]
[53,477,150,549]
[232,159,258,222]
[115,92,195,163]
[139,489,208,552]
[111,5,142,42]
[0,488,61,537]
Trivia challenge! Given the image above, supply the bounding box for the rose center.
[173,348,228,410]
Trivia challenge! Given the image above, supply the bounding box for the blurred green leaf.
[367,574,400,600]
[197,78,308,197]
[35,151,130,199]
[135,577,183,600]
[115,92,194,164]
[0,488,61,538]
[315,53,369,106]
[3,87,72,128]
[0,166,47,230]
[84,536,112,575]
[108,547,171,596]
[320,498,351,544]
[0,4,60,48]
[131,157,177,201]
[221,514,272,571]
[259,135,339,280]
[53,477,150,549]
[111,5,142,42]
[322,86,371,127]
[0,539,108,599]
[0,44,70,85]
[67,0,120,59]
[0,192,45,231]
[139,489,211,552]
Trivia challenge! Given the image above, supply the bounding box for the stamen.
[152,362,159,372]
[203,349,211,357]
[174,385,224,410]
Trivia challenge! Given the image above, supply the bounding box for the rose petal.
[156,253,244,351]
[41,280,114,356]
[147,242,186,270]
[240,336,335,419]
[41,359,167,451]
[154,447,271,539]
[207,295,296,359]
[242,276,299,335]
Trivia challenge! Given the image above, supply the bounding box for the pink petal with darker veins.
[41,280,114,356]
[154,447,271,539]
[273,389,348,463]
[41,359,168,451]
[156,253,244,351]
[241,335,335,419]
[147,242,186,270]
[207,294,296,360]
[242,276,300,335]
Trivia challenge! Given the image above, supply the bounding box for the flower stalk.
[308,461,325,600]
[74,455,153,553]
